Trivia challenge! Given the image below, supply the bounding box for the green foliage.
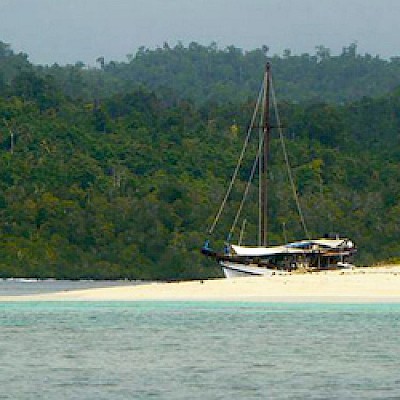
[34,41,400,105]
[0,41,399,279]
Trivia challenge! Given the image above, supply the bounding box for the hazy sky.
[0,0,399,65]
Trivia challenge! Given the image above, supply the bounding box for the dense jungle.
[0,41,399,279]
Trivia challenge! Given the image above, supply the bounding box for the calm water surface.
[1,301,400,399]
[0,279,142,296]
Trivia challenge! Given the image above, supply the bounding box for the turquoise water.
[0,279,141,296]
[1,301,400,399]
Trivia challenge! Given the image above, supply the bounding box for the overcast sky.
[0,0,399,65]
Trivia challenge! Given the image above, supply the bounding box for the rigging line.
[238,218,247,246]
[207,80,265,235]
[270,80,310,239]
[229,134,263,239]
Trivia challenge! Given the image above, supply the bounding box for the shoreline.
[1,266,400,303]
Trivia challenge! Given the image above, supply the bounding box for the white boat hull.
[220,261,289,278]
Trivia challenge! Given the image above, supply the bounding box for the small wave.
[5,278,40,283]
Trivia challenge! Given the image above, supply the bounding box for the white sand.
[2,266,400,302]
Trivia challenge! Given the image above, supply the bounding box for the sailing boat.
[202,63,356,278]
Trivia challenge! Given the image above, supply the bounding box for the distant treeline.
[0,41,399,279]
[2,41,400,104]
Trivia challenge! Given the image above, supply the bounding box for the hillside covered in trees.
[0,41,399,279]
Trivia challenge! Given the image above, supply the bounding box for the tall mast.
[261,63,271,246]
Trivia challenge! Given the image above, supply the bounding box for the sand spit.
[1,266,400,303]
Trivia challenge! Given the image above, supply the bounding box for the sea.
[1,280,400,399]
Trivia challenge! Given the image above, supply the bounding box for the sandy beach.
[1,266,400,302]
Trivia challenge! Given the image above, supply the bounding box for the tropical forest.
[0,41,400,279]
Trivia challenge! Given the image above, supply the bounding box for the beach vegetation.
[0,41,399,278]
